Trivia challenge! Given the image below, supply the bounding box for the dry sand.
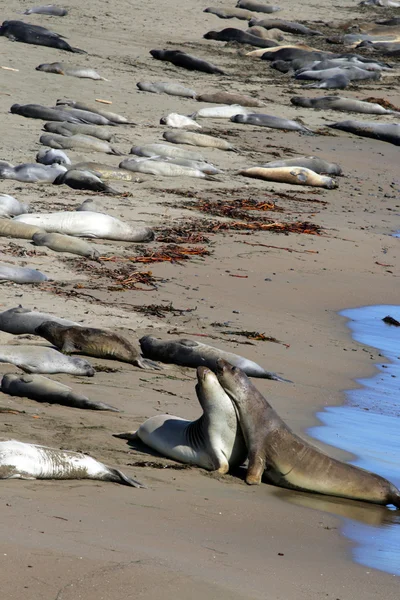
[0,0,399,598]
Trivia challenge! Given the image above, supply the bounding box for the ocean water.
[309,305,400,576]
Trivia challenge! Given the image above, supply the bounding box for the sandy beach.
[0,0,399,597]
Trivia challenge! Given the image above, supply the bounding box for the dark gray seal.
[249,18,322,35]
[204,28,277,47]
[150,50,226,75]
[261,156,342,175]
[216,359,400,508]
[10,103,101,125]
[328,120,400,145]
[53,169,118,194]
[231,113,312,133]
[139,336,290,381]
[291,96,397,115]
[0,20,85,53]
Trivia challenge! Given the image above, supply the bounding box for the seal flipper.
[106,466,145,488]
[246,451,265,485]
[135,357,163,370]
[113,431,138,441]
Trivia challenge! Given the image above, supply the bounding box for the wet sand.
[0,0,400,598]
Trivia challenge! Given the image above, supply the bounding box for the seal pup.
[231,113,312,133]
[55,99,131,125]
[1,373,118,412]
[248,18,322,36]
[191,104,251,119]
[0,21,85,53]
[44,121,115,141]
[24,5,68,16]
[216,360,400,508]
[14,212,154,242]
[328,120,400,146]
[248,26,284,40]
[76,199,103,212]
[136,82,197,98]
[239,166,337,188]
[35,322,161,370]
[36,148,71,165]
[302,73,350,90]
[204,28,278,47]
[0,265,48,284]
[261,156,342,175]
[150,50,226,75]
[196,91,264,107]
[53,169,118,194]
[290,96,398,115]
[11,103,105,125]
[70,162,139,181]
[0,195,29,217]
[0,220,45,241]
[131,143,205,161]
[237,0,281,12]
[50,105,118,126]
[120,158,216,180]
[163,130,236,151]
[117,367,246,472]
[0,306,79,335]
[32,232,100,259]
[36,62,106,80]
[0,163,67,183]
[0,346,94,376]
[139,336,290,381]
[203,7,256,20]
[295,66,381,83]
[39,133,123,155]
[160,113,201,129]
[0,440,143,487]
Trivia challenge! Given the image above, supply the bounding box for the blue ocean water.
[309,305,400,576]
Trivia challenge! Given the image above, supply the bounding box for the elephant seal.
[32,232,100,259]
[139,336,290,381]
[160,113,201,129]
[196,91,264,107]
[231,113,312,133]
[290,96,398,115]
[40,133,122,155]
[130,143,205,161]
[136,82,197,98]
[302,74,350,90]
[36,62,106,80]
[216,360,400,508]
[0,195,29,217]
[55,99,131,125]
[204,7,256,20]
[24,5,68,16]
[120,158,215,180]
[0,306,78,335]
[261,156,342,176]
[35,322,161,370]
[0,440,143,487]
[239,166,337,188]
[295,66,381,83]
[77,199,102,212]
[36,148,71,165]
[70,162,139,181]
[1,373,118,412]
[51,106,118,126]
[160,157,221,175]
[191,104,251,119]
[248,25,284,40]
[237,0,280,12]
[0,265,48,284]
[204,28,277,47]
[53,169,118,194]
[0,346,94,375]
[14,212,154,242]
[44,121,114,141]
[163,130,236,151]
[0,163,67,183]
[0,219,45,240]
[116,367,246,472]
[248,18,322,36]
[11,103,108,125]
[0,20,85,53]
[150,50,226,75]
[328,120,400,146]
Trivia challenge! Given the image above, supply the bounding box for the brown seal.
[216,360,400,508]
[35,322,161,370]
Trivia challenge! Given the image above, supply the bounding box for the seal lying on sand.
[0,163,67,183]
[11,103,107,125]
[120,158,215,180]
[0,20,85,53]
[160,113,201,129]
[328,120,400,145]
[231,113,312,133]
[24,5,68,16]
[0,220,45,240]
[1,373,118,411]
[290,96,398,115]
[53,169,118,194]
[116,366,246,473]
[196,91,264,106]
[239,166,337,188]
[204,28,278,47]
[0,346,94,375]
[0,440,143,487]
[44,121,115,141]
[150,50,226,75]
[204,7,256,20]
[0,306,78,335]
[191,104,250,119]
[216,360,400,508]
[261,156,342,175]
[137,81,197,98]
[70,162,139,181]
[0,265,48,284]
[248,18,322,35]
[14,212,154,242]
[237,0,280,13]
[0,195,29,217]
[32,232,100,259]
[163,130,236,151]
[131,143,205,161]
[55,99,131,125]
[39,133,122,155]
[36,62,106,80]
[139,336,290,381]
[35,322,161,370]
[36,148,71,165]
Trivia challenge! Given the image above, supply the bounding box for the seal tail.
[265,372,293,383]
[136,357,163,370]
[107,466,145,488]
[71,47,87,54]
[389,485,400,509]
[109,147,124,156]
[113,431,138,441]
